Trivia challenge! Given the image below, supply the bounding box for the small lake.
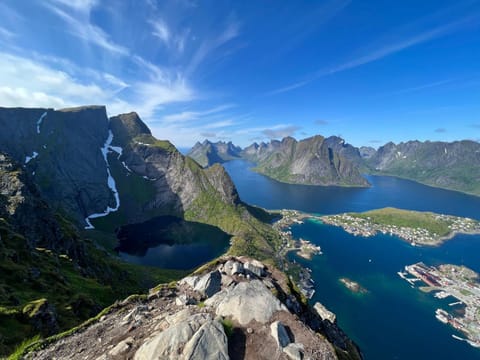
[223,160,480,360]
[116,216,231,270]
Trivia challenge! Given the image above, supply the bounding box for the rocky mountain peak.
[27,257,361,360]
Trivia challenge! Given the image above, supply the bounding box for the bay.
[223,160,480,359]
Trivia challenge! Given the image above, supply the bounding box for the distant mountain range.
[187,137,480,196]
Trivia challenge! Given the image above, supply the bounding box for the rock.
[286,295,302,315]
[231,261,244,275]
[270,321,290,348]
[108,337,134,356]
[313,302,336,323]
[176,294,189,306]
[244,260,265,277]
[223,260,244,276]
[181,319,229,360]
[134,313,211,360]
[246,327,253,334]
[283,343,304,360]
[180,275,200,289]
[205,280,285,325]
[193,270,222,298]
[22,298,58,335]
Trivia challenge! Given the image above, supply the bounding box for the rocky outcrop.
[367,140,480,196]
[188,140,242,167]
[26,257,362,360]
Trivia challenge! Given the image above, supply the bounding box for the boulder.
[313,302,336,323]
[205,280,286,325]
[194,270,222,298]
[244,260,265,277]
[181,319,229,360]
[223,260,244,276]
[270,321,290,348]
[283,343,304,360]
[109,337,134,356]
[134,313,211,360]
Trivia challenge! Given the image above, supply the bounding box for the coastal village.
[273,210,322,299]
[400,263,480,348]
[320,212,480,246]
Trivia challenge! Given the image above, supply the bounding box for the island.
[339,278,368,294]
[321,207,480,246]
[400,262,480,348]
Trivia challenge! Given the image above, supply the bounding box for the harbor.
[400,262,480,348]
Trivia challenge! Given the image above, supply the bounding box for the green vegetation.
[0,216,185,357]
[221,318,234,338]
[133,134,177,153]
[352,207,452,236]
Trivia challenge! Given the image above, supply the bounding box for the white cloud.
[150,19,171,45]
[186,20,240,75]
[49,0,98,12]
[0,26,15,40]
[162,104,235,122]
[44,2,129,55]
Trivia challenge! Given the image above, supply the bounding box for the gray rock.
[205,280,286,325]
[109,336,134,356]
[270,321,290,348]
[283,343,304,360]
[181,319,229,360]
[244,260,265,277]
[193,270,222,298]
[134,313,211,360]
[313,302,336,323]
[231,261,244,275]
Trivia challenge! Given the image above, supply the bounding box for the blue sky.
[1,0,479,148]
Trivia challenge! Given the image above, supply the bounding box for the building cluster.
[404,262,480,348]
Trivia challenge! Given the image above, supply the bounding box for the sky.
[1,0,479,148]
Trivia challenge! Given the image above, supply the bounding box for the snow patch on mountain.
[37,112,47,134]
[85,130,121,229]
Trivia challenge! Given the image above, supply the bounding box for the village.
[401,262,480,348]
[320,212,480,246]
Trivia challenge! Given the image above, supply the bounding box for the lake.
[223,160,480,360]
[116,216,231,270]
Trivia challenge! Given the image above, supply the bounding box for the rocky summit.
[25,257,361,360]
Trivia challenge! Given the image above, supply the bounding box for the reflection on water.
[116,216,231,270]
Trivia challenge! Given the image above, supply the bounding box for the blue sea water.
[223,160,480,360]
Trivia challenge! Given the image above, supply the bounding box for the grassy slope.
[0,217,185,356]
[350,207,452,236]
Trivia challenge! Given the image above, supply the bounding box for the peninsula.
[400,262,480,348]
[321,208,480,246]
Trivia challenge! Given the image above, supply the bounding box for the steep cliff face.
[187,140,242,167]
[0,106,113,225]
[367,140,480,195]
[244,136,369,187]
[107,113,239,227]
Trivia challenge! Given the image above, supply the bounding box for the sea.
[222,160,480,360]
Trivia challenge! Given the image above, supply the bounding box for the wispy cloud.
[162,104,235,123]
[262,125,301,139]
[470,123,480,129]
[435,127,447,133]
[385,79,455,96]
[44,1,129,55]
[268,13,480,95]
[186,20,240,75]
[315,119,329,125]
[0,26,15,40]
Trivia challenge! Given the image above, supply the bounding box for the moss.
[22,299,48,319]
[133,134,177,153]
[221,318,234,338]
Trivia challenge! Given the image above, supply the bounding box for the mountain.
[0,106,283,356]
[187,140,242,167]
[243,136,370,187]
[367,140,480,196]
[21,257,362,360]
